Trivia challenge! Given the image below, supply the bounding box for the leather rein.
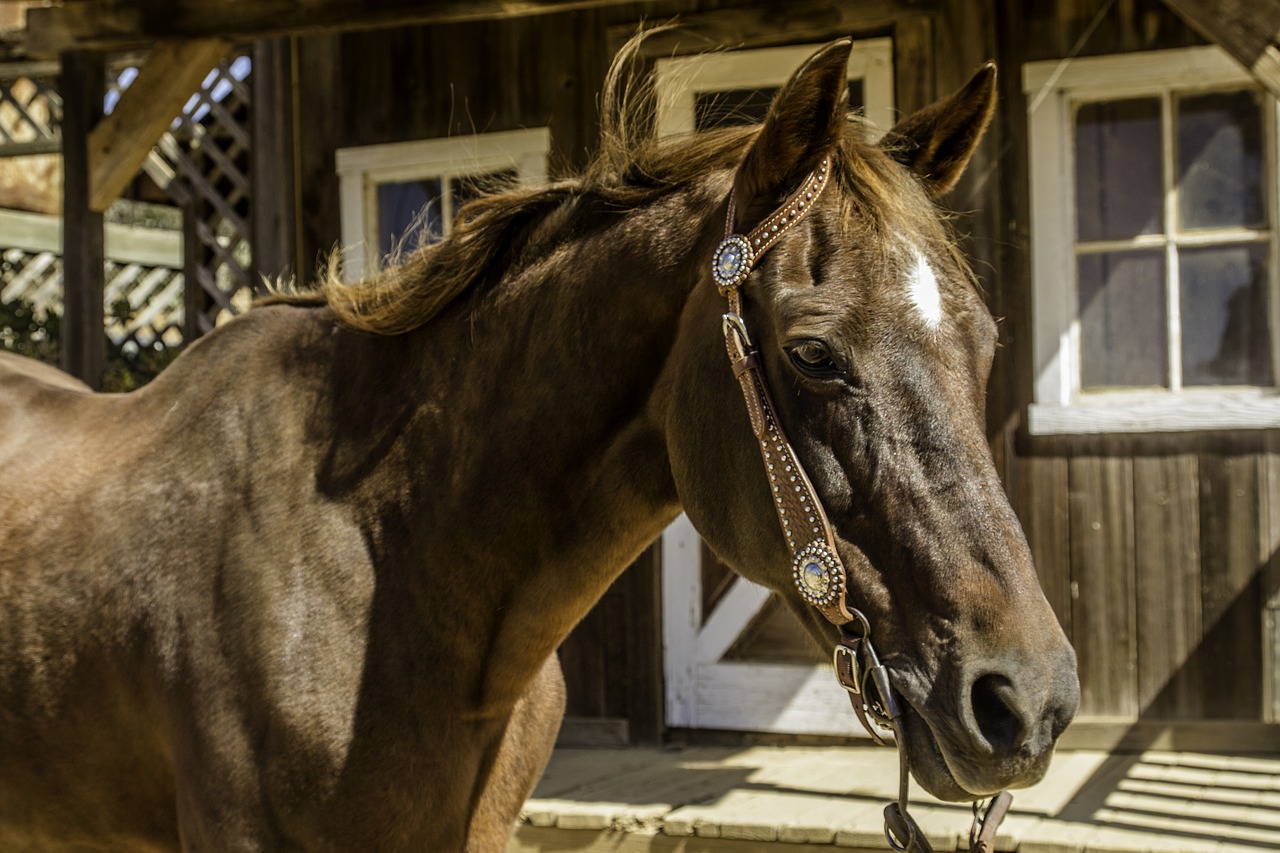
[710,153,1011,853]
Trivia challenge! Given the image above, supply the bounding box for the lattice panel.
[0,49,255,359]
[0,62,61,156]
[104,259,185,347]
[0,246,186,348]
[154,54,253,336]
[0,247,61,312]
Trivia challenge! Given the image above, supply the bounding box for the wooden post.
[251,38,299,288]
[625,543,666,744]
[182,197,207,342]
[59,50,106,389]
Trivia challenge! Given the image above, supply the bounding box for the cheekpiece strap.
[711,152,853,629]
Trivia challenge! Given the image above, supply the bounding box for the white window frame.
[655,39,893,736]
[1025,46,1280,435]
[335,127,550,280]
[654,38,895,139]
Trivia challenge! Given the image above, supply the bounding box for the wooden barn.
[3,0,1279,755]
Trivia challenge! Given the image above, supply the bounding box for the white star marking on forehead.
[907,249,942,329]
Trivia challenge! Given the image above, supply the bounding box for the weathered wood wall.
[288,0,1280,744]
[989,0,1279,739]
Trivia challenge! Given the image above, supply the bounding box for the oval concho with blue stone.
[711,235,753,293]
[792,541,843,608]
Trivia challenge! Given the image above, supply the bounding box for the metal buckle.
[834,609,872,695]
[722,312,752,349]
[835,610,903,727]
[833,642,864,695]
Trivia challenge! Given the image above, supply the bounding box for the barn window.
[335,128,549,279]
[1026,47,1280,434]
[654,38,894,140]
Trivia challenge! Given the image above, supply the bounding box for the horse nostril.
[970,673,1026,755]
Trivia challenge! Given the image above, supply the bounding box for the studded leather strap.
[709,148,1012,853]
[713,156,854,628]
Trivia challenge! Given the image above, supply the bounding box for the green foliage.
[0,296,59,365]
[0,295,183,391]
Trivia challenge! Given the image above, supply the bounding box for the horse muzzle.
[892,639,1080,802]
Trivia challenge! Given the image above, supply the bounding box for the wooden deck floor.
[506,745,1280,852]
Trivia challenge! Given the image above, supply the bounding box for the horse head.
[666,39,1079,802]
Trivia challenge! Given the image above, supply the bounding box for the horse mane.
[278,32,962,337]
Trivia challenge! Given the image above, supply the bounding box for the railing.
[0,207,184,349]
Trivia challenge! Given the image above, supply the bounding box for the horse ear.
[884,62,997,198]
[732,38,852,232]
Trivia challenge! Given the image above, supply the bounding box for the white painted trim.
[655,38,895,140]
[694,662,873,737]
[1030,391,1280,434]
[1023,47,1249,101]
[335,127,550,280]
[659,512,874,737]
[693,577,771,665]
[661,513,701,728]
[1024,46,1278,435]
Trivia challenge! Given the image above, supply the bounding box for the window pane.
[1075,98,1163,241]
[695,88,776,130]
[377,178,443,258]
[1180,244,1272,386]
[1078,250,1167,389]
[694,81,864,132]
[1177,90,1264,231]
[448,168,517,224]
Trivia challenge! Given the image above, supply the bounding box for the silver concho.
[792,541,843,607]
[711,235,753,293]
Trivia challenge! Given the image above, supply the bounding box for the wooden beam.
[606,0,939,59]
[1162,0,1280,101]
[59,49,106,389]
[86,38,229,212]
[24,0,641,56]
[249,38,298,287]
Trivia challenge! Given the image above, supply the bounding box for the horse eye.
[786,340,842,378]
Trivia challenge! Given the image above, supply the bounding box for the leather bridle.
[710,152,1011,853]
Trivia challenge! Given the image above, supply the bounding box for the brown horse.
[0,37,1077,851]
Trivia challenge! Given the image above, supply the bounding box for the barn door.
[656,39,891,735]
[661,515,868,734]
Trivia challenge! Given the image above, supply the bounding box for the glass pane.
[1180,244,1272,386]
[694,81,864,132]
[1075,98,1163,241]
[1177,90,1264,230]
[447,168,517,225]
[1078,250,1167,389]
[695,88,776,130]
[376,177,443,258]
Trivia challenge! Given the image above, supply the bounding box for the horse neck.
[328,179,722,709]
